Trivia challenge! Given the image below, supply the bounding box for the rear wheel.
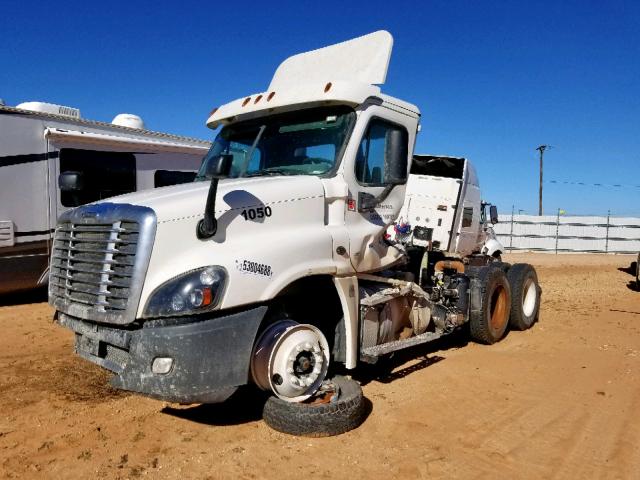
[636,253,640,286]
[507,263,541,330]
[469,267,512,344]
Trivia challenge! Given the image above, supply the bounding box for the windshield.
[195,106,355,180]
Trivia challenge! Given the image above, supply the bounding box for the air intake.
[112,113,145,129]
[16,101,81,119]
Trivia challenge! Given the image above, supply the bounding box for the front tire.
[262,376,367,437]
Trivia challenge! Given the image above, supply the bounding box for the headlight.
[143,266,226,318]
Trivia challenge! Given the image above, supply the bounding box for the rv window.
[59,149,136,207]
[154,170,196,187]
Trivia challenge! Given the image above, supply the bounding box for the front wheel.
[251,320,330,402]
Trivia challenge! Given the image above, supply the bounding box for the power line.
[546,179,640,189]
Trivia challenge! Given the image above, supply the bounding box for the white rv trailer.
[0,101,210,295]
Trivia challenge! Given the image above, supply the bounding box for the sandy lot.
[1,253,639,479]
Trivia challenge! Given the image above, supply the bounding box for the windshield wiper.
[239,125,266,177]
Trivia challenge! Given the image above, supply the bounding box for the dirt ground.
[1,253,639,479]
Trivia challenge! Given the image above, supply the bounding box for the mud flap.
[469,275,484,318]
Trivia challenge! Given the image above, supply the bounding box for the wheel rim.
[489,285,508,333]
[522,277,537,317]
[251,321,330,402]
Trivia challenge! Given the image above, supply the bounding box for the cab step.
[360,330,444,363]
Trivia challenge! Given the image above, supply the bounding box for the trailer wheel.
[262,376,367,437]
[469,267,511,344]
[507,263,541,330]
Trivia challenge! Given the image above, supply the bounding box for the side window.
[355,119,408,186]
[59,148,136,207]
[462,207,474,228]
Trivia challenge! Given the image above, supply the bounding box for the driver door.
[342,107,414,272]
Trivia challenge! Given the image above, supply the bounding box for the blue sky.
[2,0,639,215]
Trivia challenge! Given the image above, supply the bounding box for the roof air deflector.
[268,30,394,91]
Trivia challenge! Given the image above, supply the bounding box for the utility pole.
[536,145,550,215]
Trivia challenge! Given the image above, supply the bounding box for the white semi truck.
[50,32,540,435]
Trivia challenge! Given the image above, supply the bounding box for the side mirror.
[58,171,85,192]
[489,205,499,224]
[383,129,408,185]
[197,154,234,240]
[206,154,233,179]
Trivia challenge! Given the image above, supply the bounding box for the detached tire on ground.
[262,376,367,437]
[468,266,512,344]
[507,263,541,330]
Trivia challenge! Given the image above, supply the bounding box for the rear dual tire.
[469,267,512,344]
[506,263,541,331]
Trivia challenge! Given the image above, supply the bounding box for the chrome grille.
[50,222,138,311]
[49,203,156,324]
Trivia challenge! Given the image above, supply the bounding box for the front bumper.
[58,306,267,403]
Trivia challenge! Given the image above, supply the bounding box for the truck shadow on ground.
[0,286,48,307]
[151,329,470,428]
[617,262,639,291]
[160,385,374,428]
[625,281,640,292]
[161,387,270,426]
[618,261,636,276]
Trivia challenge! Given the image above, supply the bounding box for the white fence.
[494,214,640,254]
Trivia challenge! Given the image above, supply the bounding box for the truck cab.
[390,154,503,258]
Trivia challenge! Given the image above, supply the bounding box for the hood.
[106,176,326,223]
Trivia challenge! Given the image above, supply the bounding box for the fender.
[482,238,504,257]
